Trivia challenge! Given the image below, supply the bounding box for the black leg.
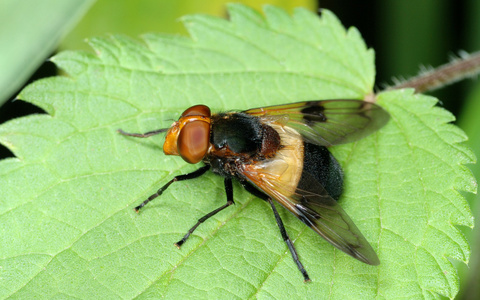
[240,180,269,200]
[175,178,235,248]
[267,198,311,282]
[242,180,311,282]
[134,165,210,212]
[118,128,169,138]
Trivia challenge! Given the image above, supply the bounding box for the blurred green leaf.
[61,0,317,51]
[0,0,95,105]
[0,5,474,299]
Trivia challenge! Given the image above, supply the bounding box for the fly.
[118,100,389,282]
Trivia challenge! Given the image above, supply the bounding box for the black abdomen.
[297,143,344,200]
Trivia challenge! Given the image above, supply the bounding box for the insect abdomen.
[298,143,344,201]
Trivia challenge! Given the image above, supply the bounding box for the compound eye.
[181,105,211,118]
[177,120,210,164]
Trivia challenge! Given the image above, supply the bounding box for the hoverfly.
[118,100,389,282]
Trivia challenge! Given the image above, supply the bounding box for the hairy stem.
[386,51,480,93]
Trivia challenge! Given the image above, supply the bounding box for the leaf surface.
[0,0,94,104]
[0,5,474,299]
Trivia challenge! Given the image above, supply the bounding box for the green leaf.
[61,0,317,51]
[0,5,474,299]
[0,0,95,104]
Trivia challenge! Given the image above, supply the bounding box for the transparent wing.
[241,162,380,265]
[244,100,389,146]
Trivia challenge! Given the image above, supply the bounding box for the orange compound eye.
[177,120,210,164]
[181,105,211,118]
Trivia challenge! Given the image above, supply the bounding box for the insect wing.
[241,164,380,265]
[244,100,389,146]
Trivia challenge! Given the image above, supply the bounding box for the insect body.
[118,100,389,282]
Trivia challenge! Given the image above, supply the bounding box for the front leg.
[135,165,210,212]
[175,178,235,248]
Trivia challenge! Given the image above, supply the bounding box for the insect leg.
[175,178,234,248]
[241,181,311,282]
[134,165,210,212]
[268,197,311,282]
[117,128,168,138]
[240,180,270,200]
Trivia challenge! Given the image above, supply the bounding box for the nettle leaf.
[0,4,475,299]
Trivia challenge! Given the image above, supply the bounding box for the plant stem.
[386,51,480,93]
